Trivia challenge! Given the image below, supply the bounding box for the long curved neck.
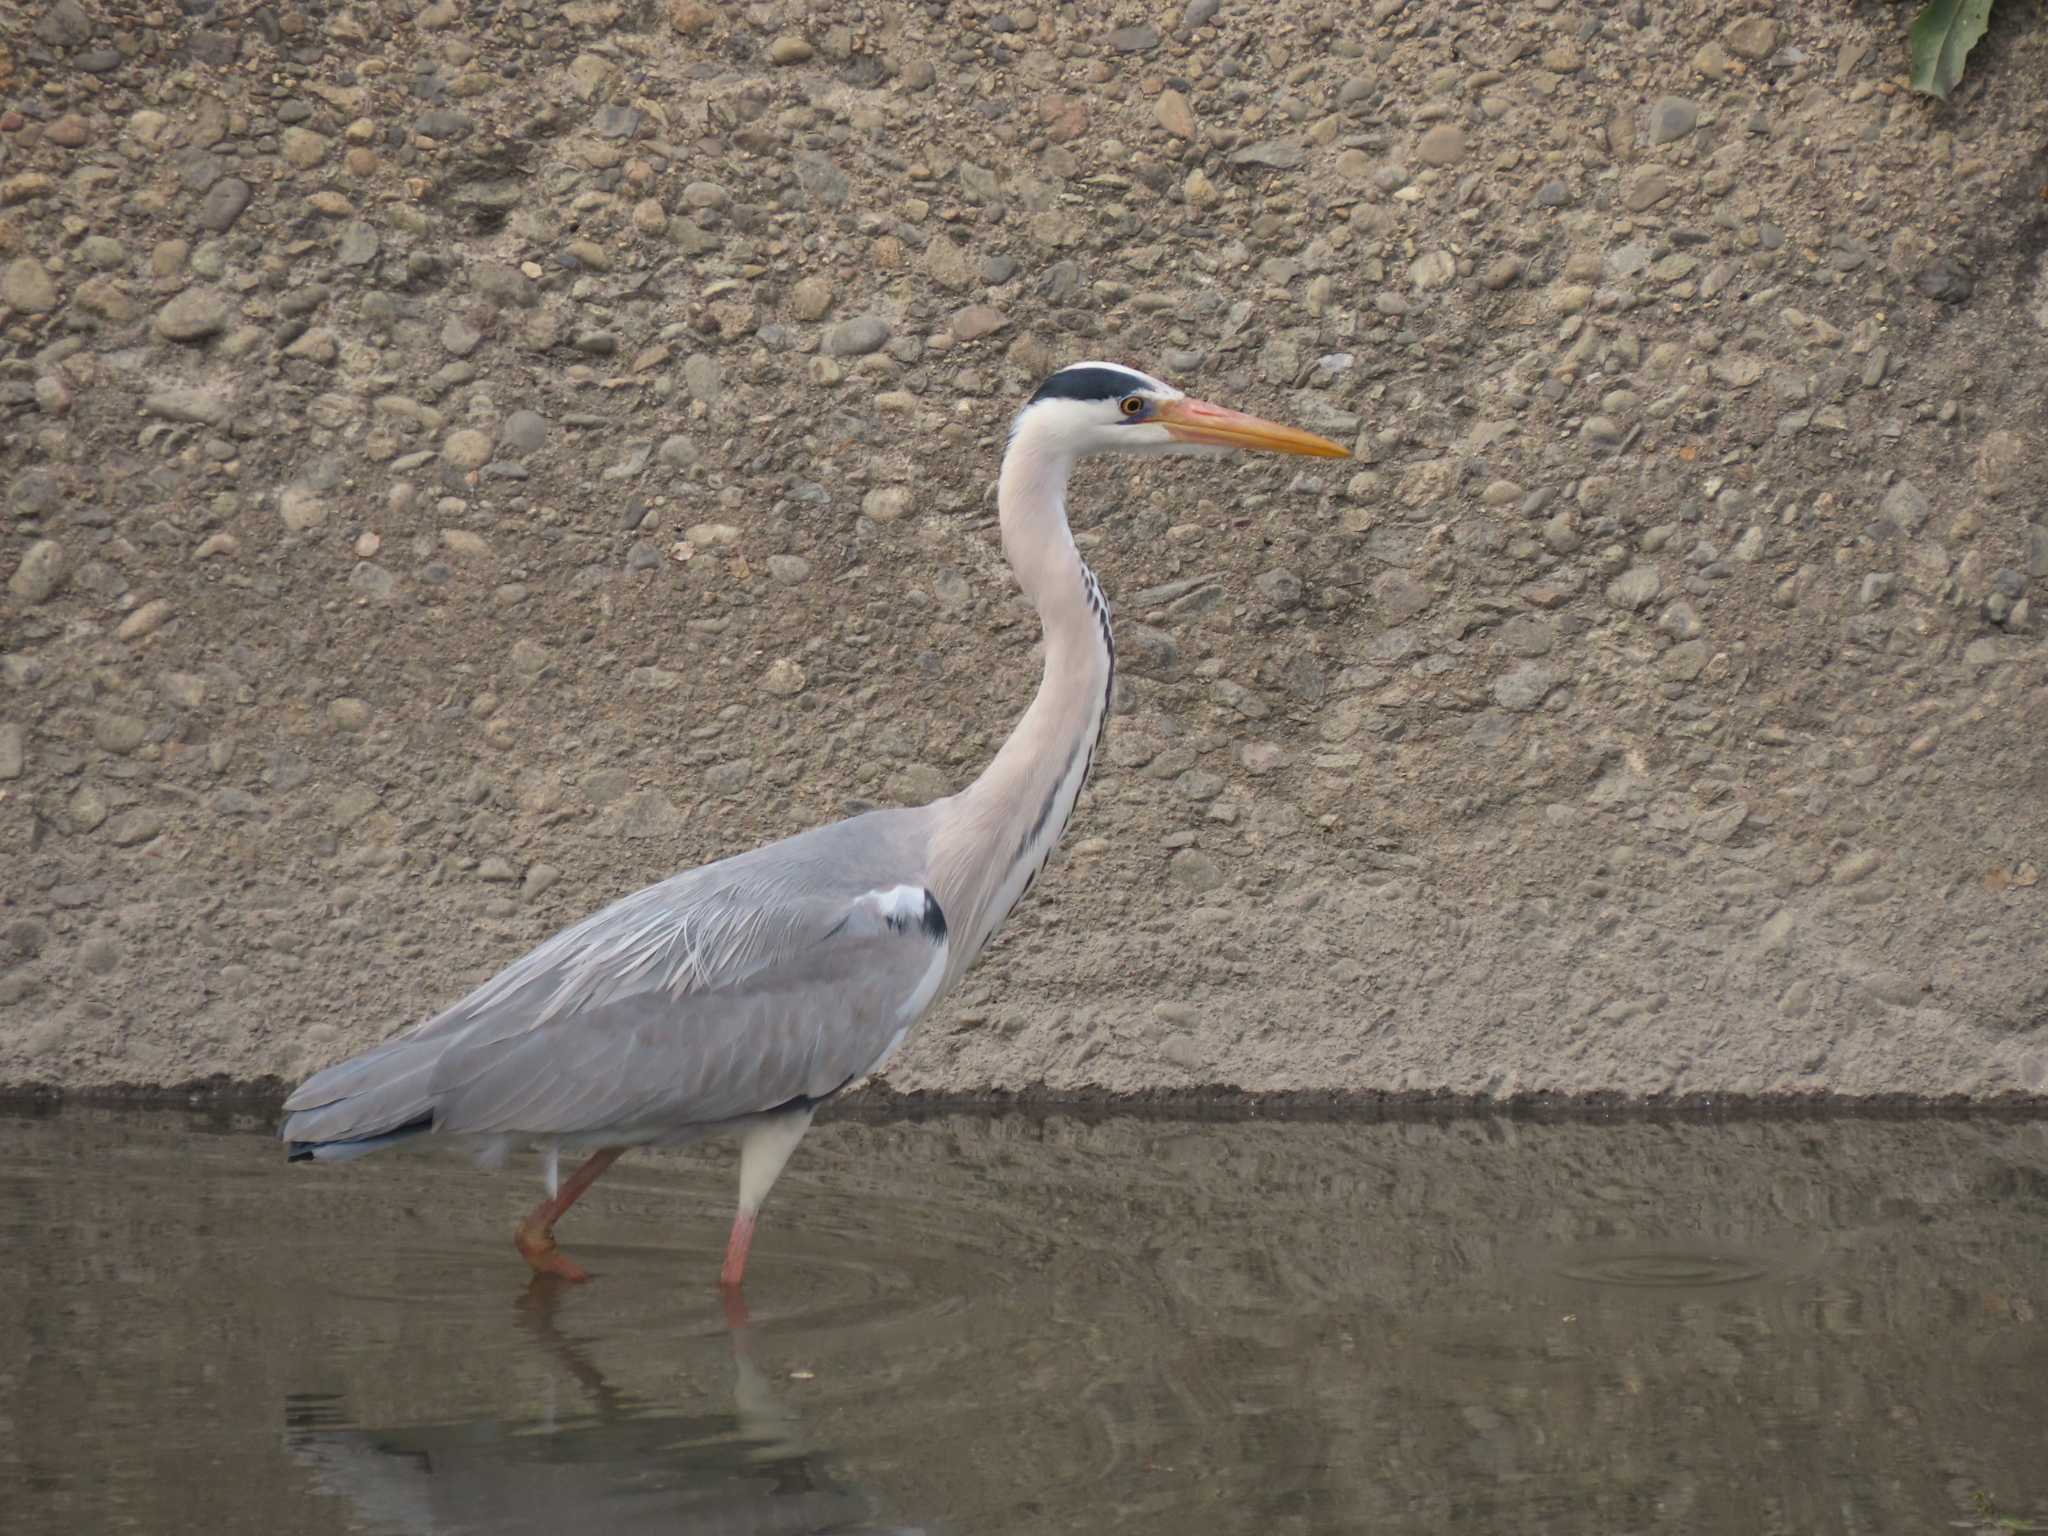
[930,426,1115,978]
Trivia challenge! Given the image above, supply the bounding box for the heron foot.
[511,1147,625,1283]
[515,1219,591,1283]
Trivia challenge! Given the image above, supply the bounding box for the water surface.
[4,1108,2045,1534]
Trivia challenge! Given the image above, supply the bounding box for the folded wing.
[281,813,947,1147]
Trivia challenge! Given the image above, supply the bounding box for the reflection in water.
[285,1288,901,1536]
[3,1107,2046,1536]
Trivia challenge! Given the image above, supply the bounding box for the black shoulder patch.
[1030,364,1153,404]
[920,888,948,942]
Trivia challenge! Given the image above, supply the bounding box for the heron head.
[1015,361,1351,462]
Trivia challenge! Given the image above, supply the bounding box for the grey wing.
[283,819,948,1143]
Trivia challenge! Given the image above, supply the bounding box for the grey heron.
[281,362,1349,1292]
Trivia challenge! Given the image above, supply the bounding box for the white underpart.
[791,884,949,1085]
[737,1106,816,1215]
[866,937,951,1077]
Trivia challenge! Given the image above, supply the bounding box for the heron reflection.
[286,1281,930,1535]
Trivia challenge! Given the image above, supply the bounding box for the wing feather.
[286,811,950,1144]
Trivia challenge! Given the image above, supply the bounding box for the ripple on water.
[1534,1228,1844,1301]
[1552,1245,1776,1290]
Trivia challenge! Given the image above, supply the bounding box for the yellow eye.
[1119,396,1146,417]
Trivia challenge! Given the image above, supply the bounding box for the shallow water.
[4,1108,2046,1536]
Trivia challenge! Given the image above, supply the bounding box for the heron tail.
[279,1033,442,1161]
[286,1114,433,1163]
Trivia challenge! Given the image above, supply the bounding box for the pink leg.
[720,1209,756,1292]
[715,1107,812,1299]
[720,1281,752,1332]
[514,1147,625,1283]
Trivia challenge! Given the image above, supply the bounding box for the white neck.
[929,418,1115,978]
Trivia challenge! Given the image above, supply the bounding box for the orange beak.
[1153,397,1351,458]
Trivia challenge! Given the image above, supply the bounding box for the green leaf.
[1910,0,1997,99]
